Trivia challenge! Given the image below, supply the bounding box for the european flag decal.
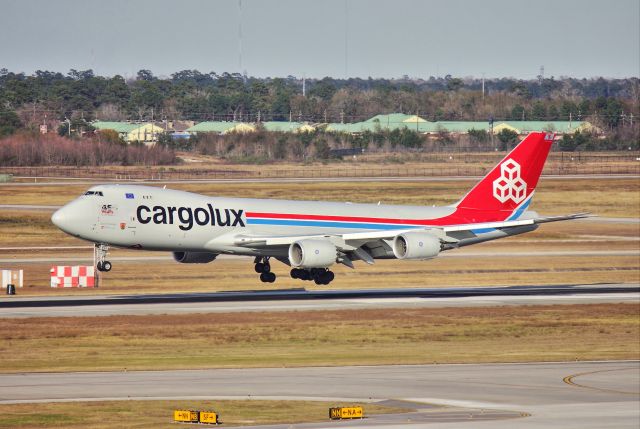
[125,193,135,199]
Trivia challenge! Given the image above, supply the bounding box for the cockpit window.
[84,191,104,196]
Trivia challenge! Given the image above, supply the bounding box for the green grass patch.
[0,400,405,429]
[0,304,637,373]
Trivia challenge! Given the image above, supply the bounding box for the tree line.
[0,68,638,131]
[0,69,638,166]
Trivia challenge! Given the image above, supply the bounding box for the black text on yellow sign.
[173,409,219,425]
[199,411,219,424]
[329,406,364,420]
[174,409,199,423]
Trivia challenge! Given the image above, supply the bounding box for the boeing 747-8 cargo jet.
[52,132,587,285]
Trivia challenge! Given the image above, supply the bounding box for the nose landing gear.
[254,257,276,283]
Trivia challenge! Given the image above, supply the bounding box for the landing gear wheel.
[102,261,112,272]
[96,261,104,271]
[255,262,265,273]
[260,272,276,283]
[326,271,336,284]
[261,263,271,273]
[312,270,334,285]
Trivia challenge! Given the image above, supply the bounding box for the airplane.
[51,132,588,285]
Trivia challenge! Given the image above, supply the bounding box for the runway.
[1,284,637,317]
[1,361,638,428]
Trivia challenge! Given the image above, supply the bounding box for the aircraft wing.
[232,213,592,248]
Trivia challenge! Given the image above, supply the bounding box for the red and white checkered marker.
[50,266,95,288]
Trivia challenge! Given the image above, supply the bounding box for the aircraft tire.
[290,269,299,279]
[96,262,103,271]
[262,263,271,273]
[300,270,311,281]
[102,261,112,272]
[255,262,264,273]
[325,271,334,283]
[266,272,276,283]
[259,272,269,282]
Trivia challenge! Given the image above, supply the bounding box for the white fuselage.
[53,184,470,258]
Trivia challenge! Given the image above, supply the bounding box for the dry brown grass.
[1,178,638,218]
[0,400,403,429]
[6,150,639,180]
[0,304,637,373]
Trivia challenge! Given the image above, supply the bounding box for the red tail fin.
[455,132,554,217]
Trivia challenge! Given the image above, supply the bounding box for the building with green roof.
[186,121,256,134]
[176,114,599,138]
[92,121,165,144]
[325,114,597,135]
[493,121,596,134]
[260,121,315,133]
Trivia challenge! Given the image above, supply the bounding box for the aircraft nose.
[51,201,87,235]
[51,206,72,232]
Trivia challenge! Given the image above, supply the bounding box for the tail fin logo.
[493,159,527,204]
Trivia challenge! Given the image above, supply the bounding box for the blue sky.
[1,0,638,79]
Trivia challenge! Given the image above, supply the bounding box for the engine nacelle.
[288,239,337,268]
[392,231,441,260]
[173,251,218,264]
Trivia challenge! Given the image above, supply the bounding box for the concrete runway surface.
[1,284,638,317]
[1,361,638,428]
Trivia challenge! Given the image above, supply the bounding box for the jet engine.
[173,251,218,263]
[392,231,441,260]
[288,239,337,268]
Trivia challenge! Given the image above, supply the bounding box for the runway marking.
[562,367,640,395]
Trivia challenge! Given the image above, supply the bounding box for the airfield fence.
[1,152,638,181]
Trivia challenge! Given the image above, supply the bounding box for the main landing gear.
[253,257,335,285]
[290,268,335,285]
[254,257,276,283]
[95,244,112,272]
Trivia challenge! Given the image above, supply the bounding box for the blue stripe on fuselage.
[249,196,533,233]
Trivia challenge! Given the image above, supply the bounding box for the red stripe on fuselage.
[244,209,511,226]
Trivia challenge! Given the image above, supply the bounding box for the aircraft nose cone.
[51,202,86,235]
[51,207,70,231]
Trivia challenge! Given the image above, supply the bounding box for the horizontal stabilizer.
[533,212,593,224]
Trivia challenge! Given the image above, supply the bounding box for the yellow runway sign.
[329,406,363,419]
[173,409,199,423]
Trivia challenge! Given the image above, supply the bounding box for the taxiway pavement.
[1,361,638,428]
